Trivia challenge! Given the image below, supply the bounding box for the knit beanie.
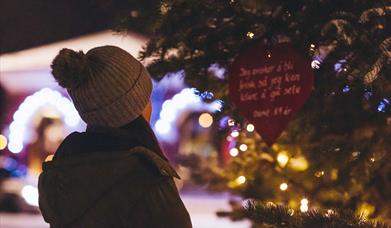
[51,45,152,127]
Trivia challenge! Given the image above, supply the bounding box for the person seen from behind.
[38,46,192,228]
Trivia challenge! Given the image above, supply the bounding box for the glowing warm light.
[280,183,288,191]
[236,176,246,185]
[154,88,222,142]
[300,198,309,212]
[287,209,295,216]
[289,156,309,171]
[246,124,255,132]
[246,31,255,39]
[358,202,375,218]
[0,135,7,150]
[277,152,289,167]
[300,204,309,212]
[230,148,239,157]
[231,130,239,138]
[301,198,309,205]
[21,185,39,207]
[326,209,335,216]
[239,144,248,152]
[331,169,339,180]
[272,145,279,151]
[198,113,213,128]
[314,170,325,177]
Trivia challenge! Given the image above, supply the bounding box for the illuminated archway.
[154,88,222,143]
[7,88,82,153]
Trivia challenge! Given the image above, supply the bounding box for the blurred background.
[0,1,248,227]
[1,0,391,227]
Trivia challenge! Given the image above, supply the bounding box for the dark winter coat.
[38,117,192,228]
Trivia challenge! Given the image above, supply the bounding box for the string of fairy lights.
[222,111,386,217]
[233,24,389,214]
[225,118,313,212]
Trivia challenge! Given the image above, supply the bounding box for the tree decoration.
[118,0,391,226]
[229,42,314,145]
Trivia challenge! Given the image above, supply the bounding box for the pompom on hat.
[51,45,152,127]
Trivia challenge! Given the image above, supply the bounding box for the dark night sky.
[0,0,145,54]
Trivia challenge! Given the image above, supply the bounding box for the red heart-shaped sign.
[229,42,314,146]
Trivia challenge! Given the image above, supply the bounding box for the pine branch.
[243,201,390,228]
[117,0,391,224]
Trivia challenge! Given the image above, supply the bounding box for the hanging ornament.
[229,42,314,146]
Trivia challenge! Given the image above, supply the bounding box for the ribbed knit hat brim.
[57,45,153,127]
[72,66,152,127]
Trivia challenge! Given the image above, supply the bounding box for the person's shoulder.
[53,131,83,159]
[129,147,180,179]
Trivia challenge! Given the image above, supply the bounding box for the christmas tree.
[118,0,391,226]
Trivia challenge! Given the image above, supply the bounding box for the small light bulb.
[280,183,288,191]
[300,204,308,212]
[246,32,255,39]
[246,124,255,132]
[0,135,7,150]
[300,198,309,205]
[314,170,325,178]
[277,152,289,167]
[231,130,239,138]
[311,60,320,69]
[326,209,334,216]
[287,209,295,216]
[198,113,213,128]
[236,176,246,185]
[230,148,239,157]
[239,144,248,152]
